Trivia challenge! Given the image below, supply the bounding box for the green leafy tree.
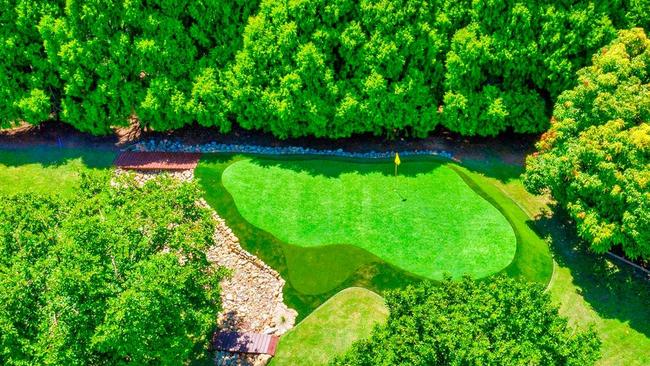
[35,0,257,134]
[225,0,650,138]
[222,0,465,138]
[0,0,61,127]
[525,28,650,259]
[333,277,601,366]
[0,173,225,365]
[2,0,650,137]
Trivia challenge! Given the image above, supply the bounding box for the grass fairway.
[270,287,388,366]
[222,158,516,279]
[0,148,115,196]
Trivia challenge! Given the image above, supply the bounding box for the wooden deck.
[212,331,279,356]
[113,151,201,171]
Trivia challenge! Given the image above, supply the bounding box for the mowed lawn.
[0,148,115,196]
[462,158,650,366]
[270,287,388,366]
[222,158,516,279]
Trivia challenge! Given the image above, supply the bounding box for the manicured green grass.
[0,148,115,197]
[222,158,516,280]
[196,154,552,317]
[270,287,388,366]
[462,158,650,366]
[452,166,553,284]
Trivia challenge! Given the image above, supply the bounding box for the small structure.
[113,151,201,171]
[212,331,280,356]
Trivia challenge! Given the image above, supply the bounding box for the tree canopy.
[1,0,257,133]
[1,1,649,138]
[524,28,650,259]
[0,173,225,365]
[333,277,601,366]
[223,0,647,138]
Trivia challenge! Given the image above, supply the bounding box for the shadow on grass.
[246,154,449,178]
[458,156,525,184]
[0,146,116,168]
[534,206,650,338]
[196,154,422,320]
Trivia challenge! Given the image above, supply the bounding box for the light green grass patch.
[270,287,388,366]
[222,158,516,279]
[0,148,115,197]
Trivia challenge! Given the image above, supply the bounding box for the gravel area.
[113,169,295,366]
[130,139,456,160]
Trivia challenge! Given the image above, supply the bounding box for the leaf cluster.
[0,173,225,365]
[524,28,650,259]
[333,276,601,366]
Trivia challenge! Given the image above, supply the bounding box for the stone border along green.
[129,140,456,160]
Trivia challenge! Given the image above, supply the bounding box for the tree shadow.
[0,146,116,169]
[244,154,450,179]
[459,156,526,185]
[532,206,650,338]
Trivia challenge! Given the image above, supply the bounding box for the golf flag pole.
[394,153,399,176]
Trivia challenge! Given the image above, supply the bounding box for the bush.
[333,277,601,366]
[0,173,225,365]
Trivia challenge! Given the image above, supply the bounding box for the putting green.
[222,158,516,279]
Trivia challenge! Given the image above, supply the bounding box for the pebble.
[129,140,455,160]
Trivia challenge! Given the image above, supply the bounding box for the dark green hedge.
[1,0,648,137]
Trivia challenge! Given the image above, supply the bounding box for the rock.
[126,140,455,161]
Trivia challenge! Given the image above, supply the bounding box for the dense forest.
[1,0,649,137]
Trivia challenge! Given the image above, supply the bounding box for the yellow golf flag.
[394,152,401,166]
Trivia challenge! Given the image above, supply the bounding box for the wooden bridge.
[212,331,279,356]
[114,151,201,171]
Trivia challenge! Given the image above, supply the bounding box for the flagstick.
[394,159,405,201]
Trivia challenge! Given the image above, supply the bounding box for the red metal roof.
[114,151,201,171]
[212,331,280,356]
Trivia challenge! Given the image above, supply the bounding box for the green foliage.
[524,28,650,259]
[223,0,648,138]
[333,277,601,366]
[0,0,61,127]
[0,173,224,365]
[0,0,256,132]
[35,0,256,134]
[1,1,649,137]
